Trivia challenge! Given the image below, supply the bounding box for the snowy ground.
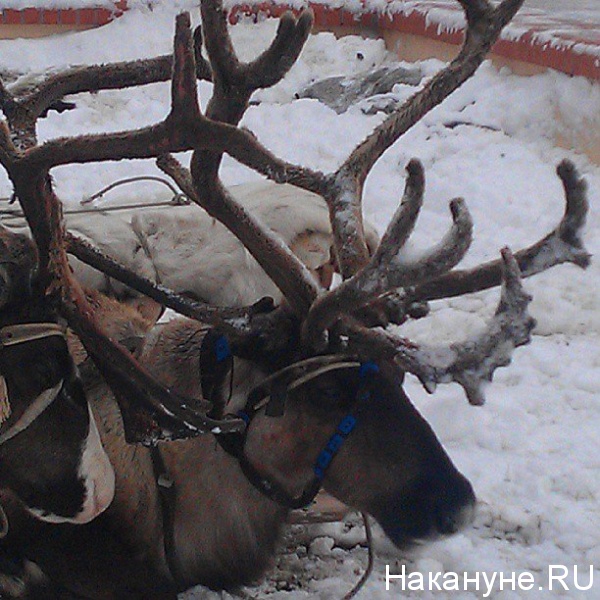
[0,2,598,599]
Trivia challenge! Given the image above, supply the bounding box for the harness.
[202,334,379,509]
[0,323,67,446]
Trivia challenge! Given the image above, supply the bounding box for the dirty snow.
[0,1,598,599]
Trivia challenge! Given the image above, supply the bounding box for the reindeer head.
[235,358,475,544]
[0,226,114,524]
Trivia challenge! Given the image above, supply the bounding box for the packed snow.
[0,1,598,599]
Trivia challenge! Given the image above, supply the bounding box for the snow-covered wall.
[226,1,600,81]
[0,0,117,7]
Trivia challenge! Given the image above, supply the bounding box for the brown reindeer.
[0,0,590,597]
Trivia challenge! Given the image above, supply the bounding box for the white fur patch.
[30,404,115,525]
[73,404,116,524]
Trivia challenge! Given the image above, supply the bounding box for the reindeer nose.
[433,474,476,535]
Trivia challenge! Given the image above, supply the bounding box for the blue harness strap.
[313,361,379,480]
[314,414,358,479]
[213,335,231,363]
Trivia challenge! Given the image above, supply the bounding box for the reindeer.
[0,226,115,531]
[4,181,379,306]
[0,0,590,597]
[65,181,380,306]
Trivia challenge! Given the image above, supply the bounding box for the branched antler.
[158,0,530,316]
[0,13,252,444]
[0,46,211,149]
[340,248,535,405]
[404,159,590,304]
[308,0,526,279]
[303,160,473,347]
[157,0,321,315]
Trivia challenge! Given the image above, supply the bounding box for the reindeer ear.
[0,376,11,425]
[0,226,39,308]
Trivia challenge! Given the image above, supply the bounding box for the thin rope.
[0,199,190,222]
[342,513,375,600]
[0,175,192,223]
[80,176,190,205]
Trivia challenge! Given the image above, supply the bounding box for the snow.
[0,2,598,598]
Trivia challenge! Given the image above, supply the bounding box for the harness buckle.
[157,474,174,490]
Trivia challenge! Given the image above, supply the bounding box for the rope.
[0,175,192,223]
[342,513,375,600]
[80,176,190,206]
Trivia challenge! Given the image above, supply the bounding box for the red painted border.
[228,2,600,82]
[1,1,598,82]
[0,2,127,27]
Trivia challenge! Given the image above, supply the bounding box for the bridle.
[0,323,67,447]
[203,334,380,509]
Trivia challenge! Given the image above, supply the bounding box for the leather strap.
[0,381,63,446]
[0,323,66,347]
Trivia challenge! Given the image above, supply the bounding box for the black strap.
[199,329,233,409]
[149,446,184,585]
[238,452,323,509]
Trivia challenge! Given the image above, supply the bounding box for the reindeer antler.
[0,0,591,440]
[0,14,252,444]
[160,2,321,316]
[302,161,474,347]
[339,248,536,405]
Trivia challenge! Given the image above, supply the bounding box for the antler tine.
[556,159,589,262]
[372,0,523,181]
[245,10,314,90]
[65,231,261,323]
[0,122,18,166]
[65,231,294,356]
[328,0,525,280]
[303,162,473,347]
[404,159,591,304]
[156,0,322,316]
[171,12,202,122]
[159,153,320,315]
[17,55,210,125]
[340,247,535,405]
[450,247,535,405]
[200,0,311,121]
